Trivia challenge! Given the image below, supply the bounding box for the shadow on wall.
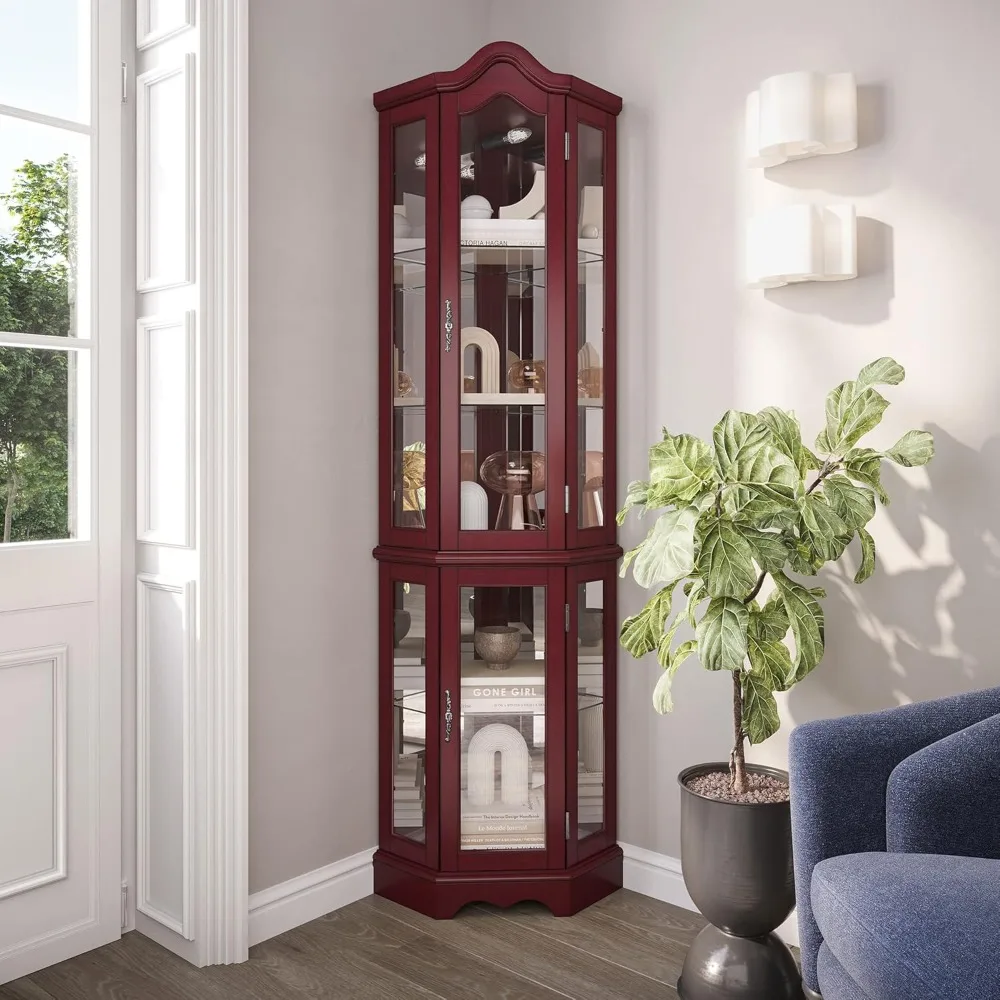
[763,83,891,196]
[764,217,894,325]
[789,424,1000,723]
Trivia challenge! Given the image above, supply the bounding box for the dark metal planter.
[676,762,804,1000]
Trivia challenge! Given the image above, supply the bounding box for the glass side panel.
[392,119,427,529]
[392,581,427,842]
[457,97,549,533]
[576,123,605,528]
[460,584,546,850]
[577,580,605,838]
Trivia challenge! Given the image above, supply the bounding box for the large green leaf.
[772,573,825,684]
[620,585,675,659]
[821,475,876,531]
[749,597,789,643]
[886,429,935,467]
[759,405,810,477]
[656,614,685,668]
[648,432,716,502]
[816,381,890,455]
[743,527,790,574]
[651,640,698,714]
[843,447,890,505]
[800,494,852,562]
[684,578,708,627]
[631,506,699,589]
[617,480,650,525]
[856,357,905,389]
[742,671,781,744]
[697,519,758,599]
[695,597,749,672]
[854,527,877,584]
[714,411,798,508]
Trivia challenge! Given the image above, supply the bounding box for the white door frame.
[128,0,248,966]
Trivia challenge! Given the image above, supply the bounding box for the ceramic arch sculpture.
[466,723,531,808]
[461,327,501,394]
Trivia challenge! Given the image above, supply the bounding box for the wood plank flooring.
[1,890,704,1000]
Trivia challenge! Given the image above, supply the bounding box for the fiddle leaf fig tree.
[618,358,933,793]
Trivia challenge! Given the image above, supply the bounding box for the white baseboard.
[619,841,799,947]
[248,848,375,947]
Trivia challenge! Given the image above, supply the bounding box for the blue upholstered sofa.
[789,688,1000,1000]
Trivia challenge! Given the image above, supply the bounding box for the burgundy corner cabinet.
[372,43,623,918]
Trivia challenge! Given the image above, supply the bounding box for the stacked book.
[393,753,425,831]
[461,787,546,850]
[578,766,604,829]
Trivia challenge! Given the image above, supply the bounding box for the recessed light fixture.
[505,126,532,145]
[414,152,426,169]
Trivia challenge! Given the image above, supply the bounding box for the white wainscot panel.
[0,648,67,900]
[137,576,195,939]
[137,53,195,291]
[137,313,195,546]
[137,0,195,50]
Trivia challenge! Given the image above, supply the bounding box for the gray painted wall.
[248,0,487,895]
[251,0,1000,893]
[488,0,1000,858]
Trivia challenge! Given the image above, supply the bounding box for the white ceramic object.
[746,72,857,168]
[499,169,546,219]
[467,723,531,808]
[581,224,600,239]
[579,185,603,236]
[461,326,501,393]
[746,203,857,289]
[393,210,411,237]
[460,481,489,530]
[578,343,601,369]
[461,194,493,220]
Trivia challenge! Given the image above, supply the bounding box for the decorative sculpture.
[460,481,489,530]
[473,625,522,670]
[461,327,501,394]
[480,451,546,530]
[509,359,546,393]
[579,185,603,237]
[467,723,532,808]
[499,169,545,219]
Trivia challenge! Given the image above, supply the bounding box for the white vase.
[460,481,488,530]
[461,194,493,220]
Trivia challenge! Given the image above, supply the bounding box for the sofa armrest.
[788,687,1000,993]
[887,712,1000,859]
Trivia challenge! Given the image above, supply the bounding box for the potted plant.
[618,358,933,1000]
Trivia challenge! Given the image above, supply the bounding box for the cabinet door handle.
[444,299,454,352]
[444,688,453,742]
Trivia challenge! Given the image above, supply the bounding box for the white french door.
[0,0,122,983]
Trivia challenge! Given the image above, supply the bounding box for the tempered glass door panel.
[381,97,439,549]
[439,72,567,550]
[440,565,565,872]
[567,562,617,864]
[380,562,439,867]
[566,101,617,549]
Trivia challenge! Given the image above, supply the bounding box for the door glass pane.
[0,116,90,338]
[577,580,605,838]
[457,97,548,533]
[576,123,605,528]
[0,346,88,543]
[460,584,546,850]
[0,0,89,124]
[392,581,427,842]
[392,119,427,529]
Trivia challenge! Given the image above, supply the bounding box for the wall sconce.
[747,204,857,289]
[746,72,857,168]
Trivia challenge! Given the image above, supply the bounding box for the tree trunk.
[3,473,16,543]
[731,670,748,793]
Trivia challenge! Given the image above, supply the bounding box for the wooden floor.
[0,890,704,999]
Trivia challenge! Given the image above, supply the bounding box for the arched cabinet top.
[373,41,623,116]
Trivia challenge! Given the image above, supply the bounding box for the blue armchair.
[789,688,1000,1000]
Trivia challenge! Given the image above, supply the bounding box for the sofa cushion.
[817,943,872,1000]
[812,852,1000,1000]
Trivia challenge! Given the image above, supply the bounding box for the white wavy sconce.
[746,204,857,289]
[746,71,857,168]
[467,723,531,808]
[461,326,501,394]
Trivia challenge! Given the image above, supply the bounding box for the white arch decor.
[499,169,545,220]
[461,327,501,394]
[466,723,531,808]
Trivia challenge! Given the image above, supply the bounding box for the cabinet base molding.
[373,845,623,919]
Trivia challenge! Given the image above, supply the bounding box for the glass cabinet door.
[441,568,565,870]
[381,563,438,865]
[568,563,617,862]
[568,104,616,547]
[441,79,564,550]
[382,98,439,547]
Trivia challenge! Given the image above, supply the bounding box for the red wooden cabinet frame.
[373,43,623,919]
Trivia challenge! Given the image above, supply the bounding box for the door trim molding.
[200,0,249,965]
